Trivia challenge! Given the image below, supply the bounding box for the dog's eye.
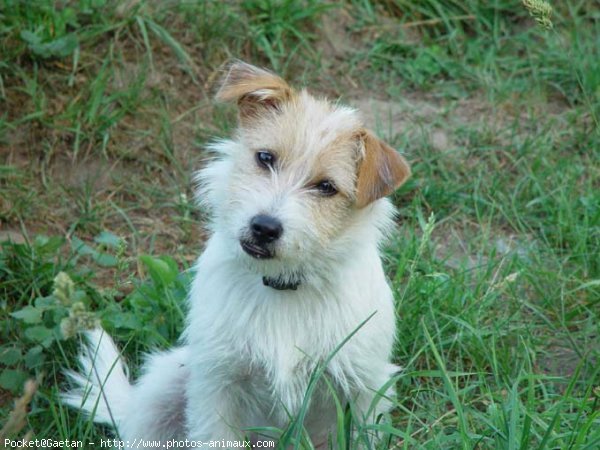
[256,151,275,169]
[315,180,337,196]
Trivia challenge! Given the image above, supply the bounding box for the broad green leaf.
[71,236,95,256]
[93,252,118,267]
[28,34,79,58]
[24,325,55,345]
[0,347,22,365]
[24,346,45,369]
[19,30,41,45]
[0,369,28,393]
[140,254,177,286]
[104,311,142,330]
[35,295,57,308]
[11,305,43,324]
[94,231,122,249]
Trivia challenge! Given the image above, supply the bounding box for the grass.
[1,0,599,448]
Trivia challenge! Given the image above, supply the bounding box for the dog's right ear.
[216,61,292,123]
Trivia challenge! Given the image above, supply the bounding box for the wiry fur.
[62,61,411,446]
[62,329,131,425]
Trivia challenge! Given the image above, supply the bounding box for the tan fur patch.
[216,61,293,123]
[306,131,359,198]
[355,130,411,208]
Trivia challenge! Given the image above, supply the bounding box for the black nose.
[250,214,283,243]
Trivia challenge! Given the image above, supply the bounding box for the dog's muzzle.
[240,214,283,259]
[240,241,273,259]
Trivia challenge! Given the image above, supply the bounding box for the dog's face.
[198,62,410,280]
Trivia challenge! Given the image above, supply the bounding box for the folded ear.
[216,61,293,122]
[355,130,411,208]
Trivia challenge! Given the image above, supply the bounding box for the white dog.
[63,61,411,447]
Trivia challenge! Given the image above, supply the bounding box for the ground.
[1,1,599,449]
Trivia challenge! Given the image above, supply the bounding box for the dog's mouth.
[240,240,274,259]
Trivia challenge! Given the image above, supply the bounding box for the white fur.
[62,80,401,447]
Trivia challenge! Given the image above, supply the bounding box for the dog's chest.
[185,238,395,415]
[227,288,347,365]
[188,275,367,381]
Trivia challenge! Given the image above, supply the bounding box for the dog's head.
[197,61,410,283]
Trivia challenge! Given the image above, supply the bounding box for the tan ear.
[216,61,292,122]
[355,130,411,208]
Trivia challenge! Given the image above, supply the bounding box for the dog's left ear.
[216,60,292,123]
[355,130,411,208]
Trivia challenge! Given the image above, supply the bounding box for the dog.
[63,61,411,447]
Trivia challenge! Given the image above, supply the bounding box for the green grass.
[1,0,599,449]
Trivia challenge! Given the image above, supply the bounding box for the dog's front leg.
[185,363,253,445]
[186,388,245,442]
